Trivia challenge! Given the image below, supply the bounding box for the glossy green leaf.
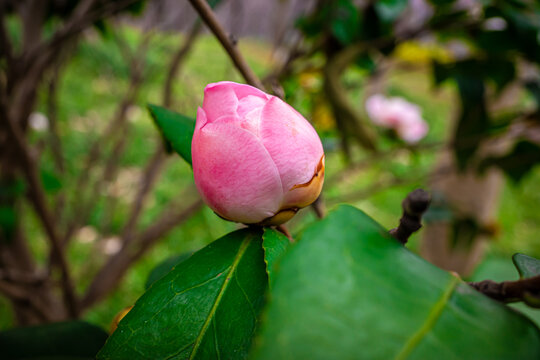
[148,104,195,166]
[513,253,540,279]
[252,205,540,359]
[262,228,289,282]
[98,228,267,360]
[0,321,108,359]
[145,252,193,289]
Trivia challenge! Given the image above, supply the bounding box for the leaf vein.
[235,271,257,319]
[188,236,252,359]
[394,275,460,360]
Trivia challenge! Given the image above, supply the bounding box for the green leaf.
[513,253,540,279]
[98,228,267,360]
[252,205,540,359]
[478,141,540,182]
[0,320,108,359]
[145,252,193,290]
[148,104,195,166]
[262,228,289,282]
[330,0,361,45]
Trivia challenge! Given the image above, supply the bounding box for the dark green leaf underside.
[98,228,267,360]
[0,321,108,359]
[253,205,540,360]
[262,228,289,282]
[513,253,540,279]
[148,104,195,166]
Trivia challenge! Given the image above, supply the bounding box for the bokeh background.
[1,0,540,330]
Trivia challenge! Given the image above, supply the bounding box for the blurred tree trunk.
[420,84,520,276]
[420,154,503,276]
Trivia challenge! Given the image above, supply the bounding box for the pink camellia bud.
[192,81,325,226]
[365,94,428,143]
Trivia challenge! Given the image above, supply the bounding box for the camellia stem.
[468,275,540,305]
[390,189,431,245]
[187,0,264,89]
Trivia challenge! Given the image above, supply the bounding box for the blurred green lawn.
[1,25,539,329]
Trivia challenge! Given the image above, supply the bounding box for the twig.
[389,189,431,244]
[81,20,206,310]
[80,199,204,309]
[276,224,293,242]
[326,142,444,188]
[0,6,15,73]
[187,0,264,89]
[469,275,540,304]
[0,100,79,317]
[311,196,326,219]
[163,20,203,107]
[0,280,52,322]
[120,147,167,246]
[0,269,47,286]
[62,34,149,245]
[323,43,378,155]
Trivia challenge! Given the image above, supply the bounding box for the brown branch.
[10,0,139,131]
[0,279,30,300]
[187,0,264,89]
[326,142,444,188]
[0,280,52,322]
[62,35,149,245]
[0,269,47,286]
[23,0,139,65]
[323,44,378,155]
[115,17,203,259]
[0,6,14,69]
[81,199,204,310]
[389,189,431,244]
[0,100,78,318]
[164,21,203,107]
[311,196,326,219]
[469,275,540,304]
[46,65,65,173]
[120,147,167,246]
[276,224,293,242]
[81,19,206,310]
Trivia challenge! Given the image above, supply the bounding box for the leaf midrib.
[188,236,252,359]
[394,275,460,360]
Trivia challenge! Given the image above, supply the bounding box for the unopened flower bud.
[192,81,325,225]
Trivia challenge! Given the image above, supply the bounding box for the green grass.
[1,25,539,330]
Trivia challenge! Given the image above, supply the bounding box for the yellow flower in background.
[299,69,322,92]
[394,41,453,65]
[311,100,335,132]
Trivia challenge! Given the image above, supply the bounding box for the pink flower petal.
[397,117,429,143]
[192,121,283,224]
[236,95,267,136]
[202,83,239,122]
[259,97,324,206]
[211,81,269,100]
[365,94,387,126]
[195,107,208,132]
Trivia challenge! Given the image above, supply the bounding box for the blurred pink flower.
[365,94,428,143]
[192,81,325,225]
